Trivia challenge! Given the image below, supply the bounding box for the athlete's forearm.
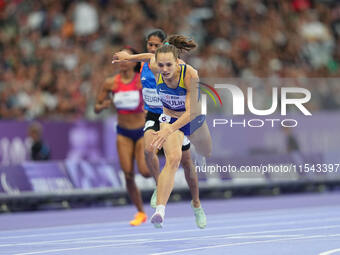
[168,112,191,133]
[126,53,154,62]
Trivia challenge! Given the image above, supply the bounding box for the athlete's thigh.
[161,123,184,158]
[189,121,211,149]
[144,129,158,153]
[189,121,212,157]
[116,134,135,174]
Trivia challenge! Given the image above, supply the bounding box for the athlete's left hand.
[152,127,173,149]
[112,51,130,63]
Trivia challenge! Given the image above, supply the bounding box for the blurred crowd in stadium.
[0,0,339,120]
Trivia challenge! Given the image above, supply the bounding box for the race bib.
[142,88,163,108]
[159,114,171,123]
[159,92,186,111]
[113,91,140,110]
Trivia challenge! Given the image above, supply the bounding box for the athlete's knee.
[181,152,194,170]
[206,148,212,158]
[140,172,151,178]
[144,145,155,158]
[181,160,192,171]
[124,171,135,182]
[139,168,151,178]
[166,152,181,169]
[204,138,213,157]
[197,145,212,158]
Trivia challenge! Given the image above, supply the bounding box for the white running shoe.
[150,212,164,228]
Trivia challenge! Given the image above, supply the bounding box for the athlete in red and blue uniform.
[95,47,150,226]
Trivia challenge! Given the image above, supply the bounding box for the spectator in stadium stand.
[282,127,300,153]
[27,122,51,161]
[0,0,339,121]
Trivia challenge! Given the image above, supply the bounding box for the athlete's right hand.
[112,51,130,64]
[101,99,111,109]
[95,99,111,113]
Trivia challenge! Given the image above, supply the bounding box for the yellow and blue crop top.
[156,64,187,112]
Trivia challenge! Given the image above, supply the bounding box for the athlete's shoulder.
[184,64,198,79]
[105,75,118,90]
[135,73,142,89]
[105,76,115,84]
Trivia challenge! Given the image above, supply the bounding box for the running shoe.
[130,212,147,226]
[150,212,164,228]
[191,201,207,229]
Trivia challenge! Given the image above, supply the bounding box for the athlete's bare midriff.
[117,112,145,129]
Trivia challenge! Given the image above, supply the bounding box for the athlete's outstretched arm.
[112,51,154,63]
[112,52,162,77]
[94,77,113,114]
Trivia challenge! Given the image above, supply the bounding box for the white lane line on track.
[1,215,340,248]
[1,208,340,241]
[11,225,340,255]
[2,235,304,247]
[149,234,333,255]
[1,204,339,235]
[1,215,340,247]
[319,248,340,255]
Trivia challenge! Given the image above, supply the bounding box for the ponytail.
[167,35,197,52]
[155,35,197,60]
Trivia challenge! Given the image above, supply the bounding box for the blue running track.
[0,192,340,255]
